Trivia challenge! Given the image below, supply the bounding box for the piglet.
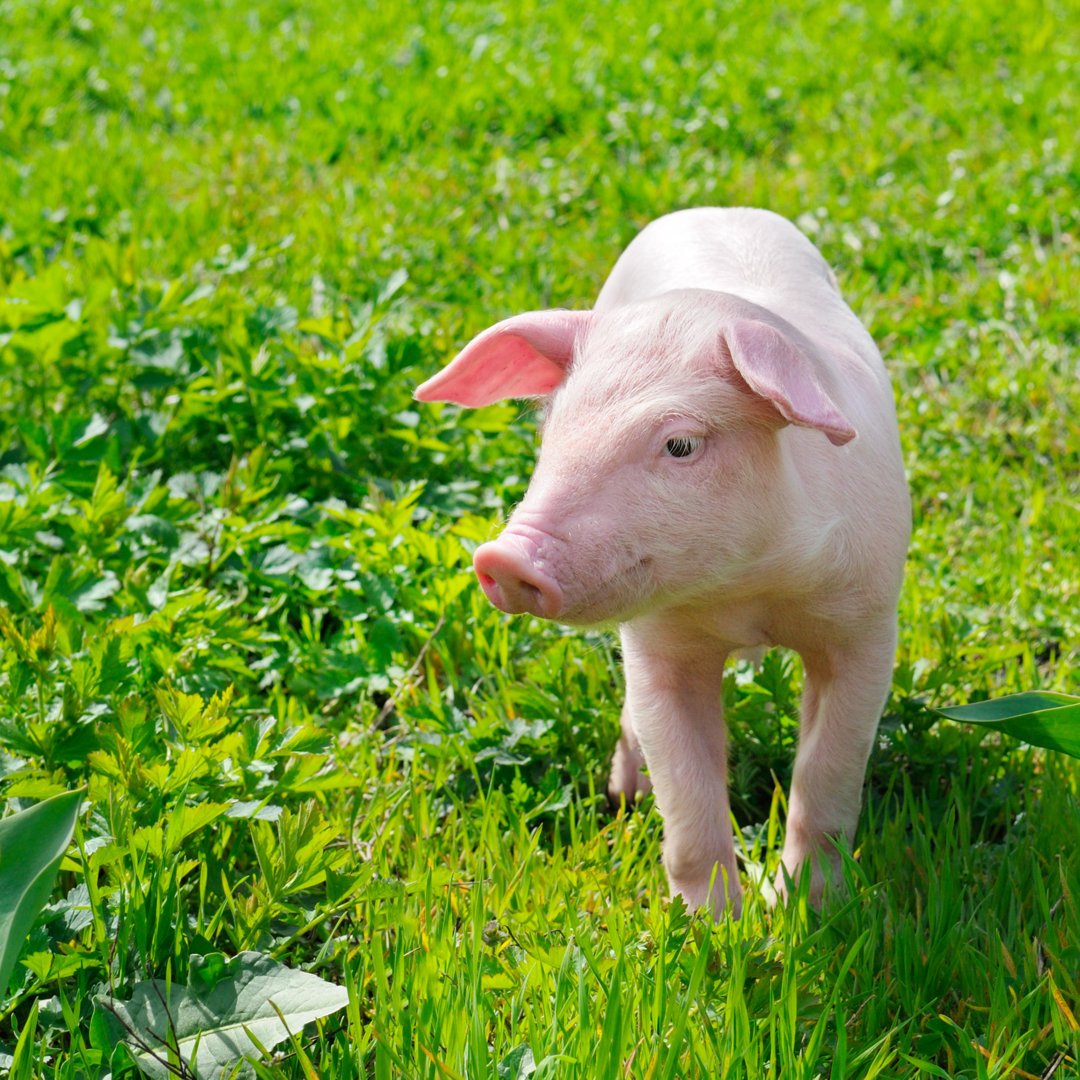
[415,208,910,916]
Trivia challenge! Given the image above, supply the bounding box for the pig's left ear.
[725,319,857,446]
[415,310,593,407]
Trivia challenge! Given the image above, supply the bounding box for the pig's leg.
[620,632,737,917]
[779,627,898,904]
[607,703,653,804]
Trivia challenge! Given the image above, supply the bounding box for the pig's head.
[415,290,856,627]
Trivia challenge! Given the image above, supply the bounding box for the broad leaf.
[93,950,350,1078]
[498,1044,538,1079]
[935,691,1080,758]
[0,789,84,998]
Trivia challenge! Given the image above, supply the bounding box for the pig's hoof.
[607,739,652,807]
[670,875,743,920]
[606,767,652,807]
[774,853,845,910]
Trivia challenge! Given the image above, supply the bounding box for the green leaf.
[0,789,84,998]
[497,1044,537,1079]
[934,692,1080,758]
[93,950,350,1079]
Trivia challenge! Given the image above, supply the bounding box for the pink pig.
[415,208,910,916]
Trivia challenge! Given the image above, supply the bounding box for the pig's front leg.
[620,628,737,917]
[779,626,898,905]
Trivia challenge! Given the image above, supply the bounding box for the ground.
[0,0,1078,1076]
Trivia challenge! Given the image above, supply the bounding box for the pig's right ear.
[724,319,857,446]
[414,310,592,407]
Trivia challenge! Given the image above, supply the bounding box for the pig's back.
[595,208,841,315]
[594,207,888,400]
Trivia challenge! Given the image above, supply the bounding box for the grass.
[1,0,1078,1075]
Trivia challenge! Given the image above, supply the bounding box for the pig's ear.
[724,319,857,446]
[415,310,593,407]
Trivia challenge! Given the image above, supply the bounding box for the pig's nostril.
[478,569,548,617]
[515,581,544,608]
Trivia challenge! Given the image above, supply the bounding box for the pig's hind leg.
[607,703,653,805]
[779,625,899,905]
[620,632,739,918]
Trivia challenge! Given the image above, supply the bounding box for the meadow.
[1,0,1078,1076]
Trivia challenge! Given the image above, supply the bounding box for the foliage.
[1,0,1078,1076]
[0,791,83,999]
[92,951,349,1079]
[937,692,1080,758]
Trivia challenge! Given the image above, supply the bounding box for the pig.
[415,208,910,917]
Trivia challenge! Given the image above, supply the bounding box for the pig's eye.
[664,435,704,459]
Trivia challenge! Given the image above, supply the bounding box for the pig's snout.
[474,532,563,619]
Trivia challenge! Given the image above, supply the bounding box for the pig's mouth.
[557,556,656,626]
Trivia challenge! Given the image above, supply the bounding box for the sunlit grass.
[1,0,1078,1075]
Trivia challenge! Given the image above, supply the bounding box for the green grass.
[1,0,1079,1075]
